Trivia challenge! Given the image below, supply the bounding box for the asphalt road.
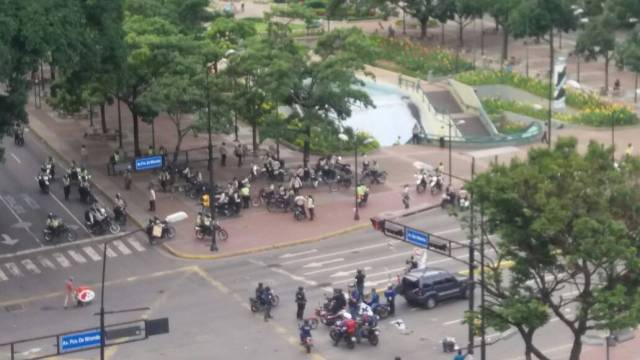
[0,130,128,255]
[0,208,583,360]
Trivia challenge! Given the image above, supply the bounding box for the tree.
[284,28,375,166]
[125,0,213,34]
[139,56,205,166]
[394,0,453,39]
[616,29,640,99]
[486,0,522,61]
[469,137,640,360]
[575,13,617,92]
[451,0,484,48]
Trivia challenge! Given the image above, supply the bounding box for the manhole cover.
[5,304,23,312]
[266,264,282,268]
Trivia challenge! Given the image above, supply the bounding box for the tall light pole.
[467,156,476,355]
[205,63,218,252]
[445,115,465,186]
[339,132,371,221]
[99,212,187,360]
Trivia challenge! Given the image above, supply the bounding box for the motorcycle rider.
[13,122,24,144]
[239,184,250,209]
[44,157,56,179]
[362,154,370,173]
[329,288,347,315]
[406,255,419,272]
[290,175,303,195]
[299,319,312,344]
[384,285,396,316]
[293,194,306,219]
[263,286,274,321]
[348,284,360,317]
[113,193,127,223]
[37,168,50,192]
[334,312,357,347]
[366,288,380,312]
[356,183,369,206]
[46,213,61,234]
[63,173,71,200]
[458,187,470,209]
[255,283,265,305]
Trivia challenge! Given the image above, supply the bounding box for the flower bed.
[456,70,639,127]
[371,35,472,77]
[482,98,547,121]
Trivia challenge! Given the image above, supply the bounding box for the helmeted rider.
[329,288,346,315]
[114,193,126,220]
[293,194,306,217]
[255,283,265,305]
[46,213,61,234]
[299,319,312,344]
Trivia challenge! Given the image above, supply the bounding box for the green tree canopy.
[469,137,640,360]
[575,12,617,91]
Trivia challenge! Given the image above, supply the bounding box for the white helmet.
[342,312,352,320]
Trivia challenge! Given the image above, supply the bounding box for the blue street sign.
[59,329,102,353]
[134,155,164,172]
[405,227,429,248]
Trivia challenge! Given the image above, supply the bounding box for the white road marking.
[302,258,344,268]
[126,238,145,252]
[37,256,56,270]
[52,253,71,268]
[10,152,21,164]
[48,192,90,234]
[82,246,102,261]
[443,318,464,326]
[279,249,318,258]
[330,266,373,278]
[112,240,132,255]
[20,259,41,274]
[67,250,87,264]
[303,251,413,276]
[21,194,40,210]
[5,262,23,277]
[434,227,462,235]
[105,245,118,258]
[0,194,42,246]
[281,243,388,265]
[0,268,7,281]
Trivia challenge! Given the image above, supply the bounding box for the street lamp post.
[525,40,530,78]
[99,212,187,360]
[205,64,218,252]
[446,115,465,186]
[339,133,371,221]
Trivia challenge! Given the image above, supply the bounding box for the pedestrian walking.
[80,144,88,168]
[124,167,132,190]
[219,142,227,167]
[355,269,365,299]
[63,174,71,200]
[384,284,396,316]
[64,276,74,309]
[148,184,156,212]
[402,184,410,209]
[307,195,315,221]
[295,286,307,320]
[234,142,243,167]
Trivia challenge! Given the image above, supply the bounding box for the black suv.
[397,268,469,309]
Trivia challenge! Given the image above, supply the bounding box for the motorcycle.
[315,307,345,326]
[113,206,127,226]
[357,191,369,208]
[87,215,120,235]
[252,186,275,207]
[293,205,306,221]
[358,321,380,346]
[266,196,290,213]
[146,219,176,244]
[429,175,443,195]
[330,321,356,349]
[43,223,77,242]
[302,335,313,353]
[249,294,281,312]
[194,221,228,241]
[14,131,25,146]
[36,175,50,194]
[372,303,391,319]
[215,201,241,217]
[336,175,352,189]
[415,173,428,193]
[362,169,387,185]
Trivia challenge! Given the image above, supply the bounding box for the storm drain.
[5,304,23,313]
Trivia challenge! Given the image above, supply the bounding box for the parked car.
[396,268,469,309]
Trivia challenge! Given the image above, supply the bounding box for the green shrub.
[305,0,326,9]
[482,98,547,121]
[279,123,379,155]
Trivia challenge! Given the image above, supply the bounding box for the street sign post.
[134,155,164,172]
[59,329,102,353]
[405,227,429,248]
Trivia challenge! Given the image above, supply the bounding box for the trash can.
[439,137,445,148]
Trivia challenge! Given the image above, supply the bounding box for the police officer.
[62,174,71,200]
[384,284,396,316]
[295,286,307,320]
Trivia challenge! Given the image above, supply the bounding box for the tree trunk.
[604,56,610,93]
[100,103,107,134]
[252,122,258,156]
[132,111,141,157]
[172,125,183,167]
[303,124,311,168]
[441,22,445,44]
[568,335,583,360]
[420,20,428,39]
[501,27,509,62]
[459,20,464,48]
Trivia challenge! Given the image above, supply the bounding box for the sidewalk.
[26,96,458,260]
[580,330,640,360]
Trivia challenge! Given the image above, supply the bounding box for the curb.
[161,222,370,260]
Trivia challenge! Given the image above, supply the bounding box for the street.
[0,208,579,360]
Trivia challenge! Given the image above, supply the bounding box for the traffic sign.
[405,227,429,248]
[59,329,102,353]
[134,155,164,172]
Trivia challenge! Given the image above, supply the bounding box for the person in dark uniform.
[295,286,307,320]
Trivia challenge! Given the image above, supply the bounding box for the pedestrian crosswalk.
[0,237,146,282]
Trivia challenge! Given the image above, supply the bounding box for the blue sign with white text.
[59,329,102,353]
[134,155,164,172]
[405,227,429,248]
